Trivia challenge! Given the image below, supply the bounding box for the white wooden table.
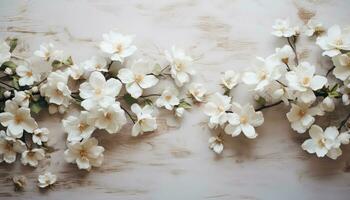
[0,0,349,199]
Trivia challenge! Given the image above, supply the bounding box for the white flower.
[0,42,11,65]
[286,62,327,103]
[342,93,350,105]
[257,82,295,105]
[40,70,71,107]
[224,103,264,139]
[16,65,40,86]
[175,107,185,118]
[90,102,127,134]
[80,71,122,110]
[0,100,37,138]
[99,31,137,63]
[0,131,26,163]
[272,19,296,37]
[62,112,95,142]
[332,53,350,81]
[338,131,350,144]
[156,89,179,110]
[38,172,57,188]
[82,56,108,75]
[188,83,207,102]
[13,91,29,107]
[304,20,324,37]
[34,43,63,61]
[4,67,13,75]
[21,148,45,167]
[302,125,342,159]
[131,104,157,137]
[32,128,49,145]
[286,103,322,133]
[242,56,282,91]
[204,93,231,128]
[68,63,85,80]
[221,70,240,90]
[117,60,158,98]
[316,25,350,57]
[273,45,295,66]
[64,137,104,171]
[320,97,335,112]
[166,46,195,87]
[208,136,224,154]
[3,90,11,98]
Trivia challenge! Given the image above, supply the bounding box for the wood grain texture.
[0,0,350,199]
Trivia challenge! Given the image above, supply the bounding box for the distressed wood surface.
[0,0,350,199]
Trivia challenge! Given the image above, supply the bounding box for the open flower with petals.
[302,125,342,159]
[99,31,137,63]
[286,103,322,134]
[221,70,240,90]
[188,83,207,102]
[242,56,282,91]
[0,131,26,163]
[82,56,107,75]
[286,62,327,103]
[40,70,71,107]
[117,60,158,98]
[32,128,49,145]
[204,93,231,128]
[21,148,45,167]
[34,43,63,61]
[332,53,350,81]
[68,63,85,80]
[272,19,296,37]
[80,71,122,110]
[273,45,295,67]
[13,91,30,107]
[224,102,264,139]
[0,41,11,65]
[304,20,324,37]
[16,65,40,86]
[166,46,195,87]
[38,172,57,188]
[90,102,127,134]
[131,104,157,136]
[0,100,37,138]
[62,112,95,142]
[208,136,224,154]
[156,89,179,110]
[316,25,350,57]
[64,137,104,171]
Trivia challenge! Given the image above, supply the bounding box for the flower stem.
[120,105,136,124]
[326,66,335,77]
[140,94,161,98]
[256,100,283,111]
[0,80,17,90]
[338,112,350,131]
[287,37,299,65]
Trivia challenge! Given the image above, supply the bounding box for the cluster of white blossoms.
[0,31,196,189]
[205,19,350,159]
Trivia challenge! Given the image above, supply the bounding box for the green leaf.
[30,102,42,114]
[123,93,138,106]
[178,99,192,109]
[255,96,266,106]
[143,99,153,105]
[51,60,63,68]
[64,56,73,66]
[7,38,18,53]
[1,61,17,70]
[12,77,19,90]
[152,63,162,75]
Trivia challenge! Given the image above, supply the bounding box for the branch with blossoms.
[205,19,350,159]
[0,31,203,188]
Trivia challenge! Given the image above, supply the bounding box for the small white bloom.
[4,67,13,75]
[38,172,57,188]
[175,107,185,118]
[221,70,240,90]
[156,89,179,110]
[272,19,296,37]
[117,60,158,98]
[338,131,350,144]
[3,90,11,98]
[32,128,49,145]
[0,131,26,163]
[342,94,350,105]
[16,65,40,86]
[13,91,30,107]
[316,25,350,57]
[48,104,58,114]
[332,53,350,81]
[80,71,122,110]
[0,42,11,65]
[204,93,231,128]
[224,102,264,139]
[131,104,157,137]
[68,63,85,80]
[21,148,45,167]
[0,100,37,138]
[188,83,207,102]
[302,125,342,159]
[286,62,327,104]
[31,86,38,93]
[64,137,104,171]
[304,20,324,37]
[34,43,63,61]
[273,45,295,66]
[320,97,335,112]
[166,46,195,87]
[82,56,108,75]
[90,102,127,134]
[208,136,224,154]
[242,56,282,91]
[286,103,322,133]
[62,112,95,142]
[99,31,137,63]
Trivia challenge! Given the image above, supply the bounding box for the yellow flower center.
[26,71,33,77]
[318,138,326,147]
[335,38,343,47]
[114,44,123,53]
[105,113,112,120]
[165,95,172,101]
[79,149,88,158]
[14,114,23,124]
[302,77,310,86]
[78,123,88,133]
[240,116,248,124]
[298,109,306,117]
[282,57,289,64]
[134,74,144,84]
